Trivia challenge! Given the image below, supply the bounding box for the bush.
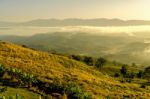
[0,64,5,78]
[42,81,92,99]
[83,56,94,66]
[71,55,83,61]
[0,94,24,99]
[114,73,120,77]
[144,66,150,82]
[120,65,127,77]
[137,70,144,78]
[0,87,7,93]
[64,82,92,99]
[140,84,146,88]
[95,57,107,68]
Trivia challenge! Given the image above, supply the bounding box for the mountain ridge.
[1,18,150,27]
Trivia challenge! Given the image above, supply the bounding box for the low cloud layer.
[0,25,150,36]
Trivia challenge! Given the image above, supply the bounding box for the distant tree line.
[71,55,107,68]
[115,64,150,84]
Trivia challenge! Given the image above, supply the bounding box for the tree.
[114,73,120,77]
[144,66,150,82]
[137,70,144,78]
[83,56,94,66]
[95,57,107,68]
[0,64,5,78]
[71,55,83,61]
[120,65,127,77]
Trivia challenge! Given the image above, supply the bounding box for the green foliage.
[119,65,137,83]
[114,73,120,77]
[0,64,5,77]
[71,55,83,61]
[71,55,94,66]
[0,65,37,88]
[140,84,146,88]
[21,73,37,88]
[0,87,7,93]
[8,68,22,80]
[95,57,107,68]
[0,94,24,99]
[144,66,150,82]
[83,56,94,66]
[43,81,92,99]
[137,70,144,78]
[120,65,127,77]
[64,82,92,99]
[0,64,92,98]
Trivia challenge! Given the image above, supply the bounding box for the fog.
[1,25,150,36]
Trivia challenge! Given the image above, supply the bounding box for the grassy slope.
[0,41,150,98]
[0,86,40,99]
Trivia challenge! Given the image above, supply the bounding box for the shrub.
[144,66,150,82]
[21,73,37,88]
[71,55,83,61]
[95,57,107,68]
[137,70,144,78]
[64,82,92,99]
[0,87,7,93]
[120,65,127,77]
[42,81,92,99]
[83,56,94,66]
[140,84,146,88]
[114,73,120,77]
[0,64,5,78]
[0,94,24,99]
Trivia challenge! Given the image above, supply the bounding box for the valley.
[1,30,150,65]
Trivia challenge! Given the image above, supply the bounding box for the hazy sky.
[0,0,150,21]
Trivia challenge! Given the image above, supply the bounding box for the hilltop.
[0,41,150,98]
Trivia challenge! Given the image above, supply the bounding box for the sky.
[0,0,150,22]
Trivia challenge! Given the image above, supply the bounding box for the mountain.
[0,21,17,27]
[1,18,150,27]
[0,41,150,98]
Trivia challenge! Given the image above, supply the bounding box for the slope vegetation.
[0,41,150,98]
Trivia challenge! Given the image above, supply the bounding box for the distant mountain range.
[1,18,150,26]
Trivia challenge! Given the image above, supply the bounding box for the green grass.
[0,86,40,99]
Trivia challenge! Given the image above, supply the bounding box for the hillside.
[1,32,150,65]
[0,41,150,98]
[0,86,40,99]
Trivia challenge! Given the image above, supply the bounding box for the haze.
[1,26,150,36]
[0,0,150,21]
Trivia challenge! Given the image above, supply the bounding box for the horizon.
[1,18,150,23]
[0,0,150,22]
